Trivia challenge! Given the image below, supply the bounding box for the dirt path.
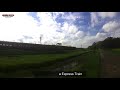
[100,49,120,78]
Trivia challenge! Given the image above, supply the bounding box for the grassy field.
[0,48,100,78]
[78,51,100,78]
[111,48,120,55]
[0,49,89,76]
[52,50,100,78]
[0,49,87,66]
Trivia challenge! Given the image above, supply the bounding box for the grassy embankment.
[0,49,100,78]
[76,51,100,78]
[56,50,100,78]
[0,49,88,77]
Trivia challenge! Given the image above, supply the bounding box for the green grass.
[84,51,100,78]
[75,51,99,78]
[112,48,120,55]
[69,50,100,78]
[54,50,100,78]
[0,49,88,72]
[0,49,99,78]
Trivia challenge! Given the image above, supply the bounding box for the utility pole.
[40,36,41,44]
[40,34,43,44]
[113,31,116,37]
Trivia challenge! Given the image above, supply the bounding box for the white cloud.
[80,32,107,48]
[1,12,118,48]
[0,12,106,48]
[113,30,120,37]
[63,32,107,48]
[0,12,39,43]
[102,21,120,32]
[96,32,107,40]
[61,22,79,33]
[97,12,117,19]
[68,25,78,34]
[90,12,99,27]
[90,12,117,27]
[61,12,83,24]
[75,31,85,38]
[61,22,69,31]
[36,12,66,45]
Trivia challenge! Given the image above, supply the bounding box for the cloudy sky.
[0,12,120,48]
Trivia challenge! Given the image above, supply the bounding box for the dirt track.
[100,50,120,78]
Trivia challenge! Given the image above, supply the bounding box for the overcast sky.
[0,12,120,48]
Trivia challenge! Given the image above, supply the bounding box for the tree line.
[88,37,120,49]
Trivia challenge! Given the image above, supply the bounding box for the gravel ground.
[100,50,120,78]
